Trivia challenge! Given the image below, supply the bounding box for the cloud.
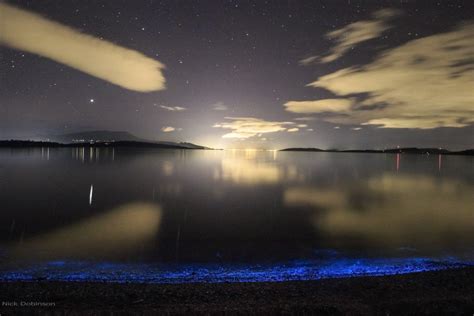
[161,126,175,132]
[0,3,165,92]
[294,117,316,121]
[289,22,474,129]
[160,105,186,111]
[299,56,319,65]
[212,102,229,111]
[284,99,354,113]
[300,8,400,65]
[287,128,299,132]
[213,117,294,139]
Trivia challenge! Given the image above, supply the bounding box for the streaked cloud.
[212,101,229,111]
[294,117,316,121]
[287,128,299,132]
[284,99,353,113]
[300,8,400,65]
[299,56,319,66]
[160,105,186,111]
[161,126,176,132]
[290,22,474,129]
[213,117,294,139]
[0,3,165,92]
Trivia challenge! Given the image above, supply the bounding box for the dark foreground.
[1,267,473,315]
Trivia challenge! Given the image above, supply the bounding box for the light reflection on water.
[0,148,473,281]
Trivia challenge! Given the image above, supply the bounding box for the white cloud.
[161,126,175,132]
[300,8,400,65]
[160,105,186,111]
[0,3,165,92]
[289,22,474,129]
[213,117,294,139]
[299,56,318,66]
[284,99,354,113]
[287,128,299,132]
[212,102,229,111]
[294,117,316,121]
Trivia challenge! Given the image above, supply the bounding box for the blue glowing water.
[0,256,471,283]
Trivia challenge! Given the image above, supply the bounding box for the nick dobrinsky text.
[2,301,55,307]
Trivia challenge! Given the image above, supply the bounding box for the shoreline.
[1,141,473,156]
[1,267,473,315]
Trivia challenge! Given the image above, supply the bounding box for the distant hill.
[50,131,147,143]
[280,148,325,152]
[453,149,474,156]
[0,130,211,150]
[0,140,210,150]
[0,140,63,148]
[46,130,209,149]
[382,147,451,154]
[280,147,473,156]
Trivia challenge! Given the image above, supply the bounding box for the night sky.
[1,0,473,149]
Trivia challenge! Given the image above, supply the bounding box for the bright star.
[89,98,95,103]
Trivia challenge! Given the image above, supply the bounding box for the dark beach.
[1,267,473,315]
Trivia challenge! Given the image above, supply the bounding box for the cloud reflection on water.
[14,202,162,260]
[285,174,474,249]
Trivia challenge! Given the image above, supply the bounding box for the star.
[89,99,95,103]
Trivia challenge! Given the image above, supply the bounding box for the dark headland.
[1,267,473,315]
[0,131,214,150]
[280,147,474,156]
[0,140,212,150]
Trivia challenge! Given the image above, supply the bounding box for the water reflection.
[69,147,117,163]
[0,148,472,267]
[215,150,304,185]
[285,174,474,249]
[217,158,282,184]
[13,203,162,260]
[161,160,175,176]
[89,184,93,205]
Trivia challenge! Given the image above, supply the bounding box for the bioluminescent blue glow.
[0,257,471,284]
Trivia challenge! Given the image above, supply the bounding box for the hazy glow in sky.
[1,1,473,149]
